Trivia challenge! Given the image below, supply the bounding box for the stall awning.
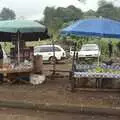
[0,20,50,41]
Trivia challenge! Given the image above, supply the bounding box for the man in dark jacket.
[108,41,113,58]
[0,44,3,83]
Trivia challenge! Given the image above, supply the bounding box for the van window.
[34,47,40,52]
[55,47,61,51]
[40,46,61,52]
[40,47,50,52]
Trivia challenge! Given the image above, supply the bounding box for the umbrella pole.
[72,42,77,71]
[52,38,56,75]
[17,32,20,64]
[98,37,101,66]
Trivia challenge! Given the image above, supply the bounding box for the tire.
[49,56,57,64]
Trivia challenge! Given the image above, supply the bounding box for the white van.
[78,44,100,58]
[70,44,100,58]
[34,45,66,63]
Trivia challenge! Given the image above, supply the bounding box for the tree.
[98,0,108,7]
[116,41,120,52]
[96,0,119,20]
[43,6,83,34]
[84,9,96,18]
[78,0,86,3]
[0,8,16,20]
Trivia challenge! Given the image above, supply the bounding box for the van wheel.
[49,56,57,64]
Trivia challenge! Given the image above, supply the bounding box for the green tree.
[98,0,108,7]
[43,6,83,34]
[116,41,120,52]
[0,7,16,20]
[96,0,120,20]
[84,9,96,18]
[78,0,86,3]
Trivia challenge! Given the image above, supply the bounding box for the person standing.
[108,41,113,58]
[0,44,3,83]
[0,44,3,68]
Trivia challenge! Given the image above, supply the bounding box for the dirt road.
[0,63,119,119]
[0,77,119,108]
[0,108,119,120]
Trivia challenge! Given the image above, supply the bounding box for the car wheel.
[49,56,57,64]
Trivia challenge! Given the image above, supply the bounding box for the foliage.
[116,41,120,52]
[43,6,83,34]
[0,8,16,20]
[84,10,96,18]
[78,0,86,3]
[98,0,108,7]
[96,0,120,20]
[43,0,120,36]
[93,66,120,73]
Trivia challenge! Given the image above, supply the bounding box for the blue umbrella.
[61,18,120,38]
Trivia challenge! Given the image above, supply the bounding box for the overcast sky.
[0,0,120,20]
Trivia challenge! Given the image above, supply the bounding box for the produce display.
[92,65,120,74]
[76,64,120,74]
[0,61,33,73]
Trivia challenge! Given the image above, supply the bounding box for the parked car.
[78,44,100,58]
[34,45,66,63]
[70,44,100,58]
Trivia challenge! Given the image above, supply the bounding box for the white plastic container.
[30,74,46,85]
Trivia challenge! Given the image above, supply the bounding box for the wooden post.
[33,55,43,74]
[17,32,20,64]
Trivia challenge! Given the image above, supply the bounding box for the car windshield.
[81,45,98,51]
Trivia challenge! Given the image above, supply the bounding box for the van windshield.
[81,46,98,51]
[35,46,61,52]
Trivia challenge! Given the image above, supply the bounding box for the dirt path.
[0,63,119,111]
[0,108,119,120]
[0,77,119,108]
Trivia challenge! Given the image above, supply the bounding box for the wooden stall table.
[0,66,33,84]
[0,55,43,84]
[70,71,120,92]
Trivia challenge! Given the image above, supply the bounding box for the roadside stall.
[0,20,49,83]
[61,18,120,91]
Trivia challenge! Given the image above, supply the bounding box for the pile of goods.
[0,60,33,73]
[91,65,120,74]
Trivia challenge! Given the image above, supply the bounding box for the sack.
[30,74,46,85]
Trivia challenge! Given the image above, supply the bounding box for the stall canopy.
[61,18,120,38]
[0,20,50,63]
[0,20,50,41]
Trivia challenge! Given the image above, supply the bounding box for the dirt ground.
[0,108,119,120]
[43,62,71,74]
[0,63,119,119]
[0,76,119,108]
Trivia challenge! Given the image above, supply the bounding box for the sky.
[0,0,120,20]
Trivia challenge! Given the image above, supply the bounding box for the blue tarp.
[61,18,120,38]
